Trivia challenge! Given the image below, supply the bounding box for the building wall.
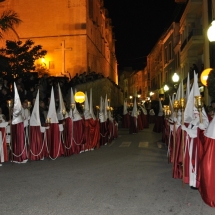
[0,0,118,83]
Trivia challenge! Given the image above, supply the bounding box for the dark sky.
[104,0,185,71]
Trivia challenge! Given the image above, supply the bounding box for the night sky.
[104,0,185,71]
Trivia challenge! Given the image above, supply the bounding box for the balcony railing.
[181,29,203,51]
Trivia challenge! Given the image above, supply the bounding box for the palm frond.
[0,10,22,31]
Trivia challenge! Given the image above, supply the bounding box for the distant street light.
[164,84,169,92]
[149,92,154,96]
[172,73,179,83]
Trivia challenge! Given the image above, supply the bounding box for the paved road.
[0,124,214,215]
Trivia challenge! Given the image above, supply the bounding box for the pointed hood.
[175,82,181,101]
[172,93,175,104]
[205,115,215,139]
[181,80,184,99]
[47,87,59,123]
[104,94,108,120]
[186,71,190,103]
[30,90,41,126]
[12,82,23,125]
[158,99,163,116]
[70,87,82,121]
[184,84,194,123]
[184,71,208,123]
[131,97,138,118]
[57,83,68,120]
[89,88,96,120]
[99,96,105,122]
[168,95,174,121]
[123,100,128,115]
[84,91,92,119]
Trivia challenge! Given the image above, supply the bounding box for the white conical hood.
[131,97,138,118]
[184,85,194,123]
[57,83,68,120]
[175,82,181,101]
[186,72,190,103]
[123,100,128,115]
[30,90,41,126]
[181,80,184,99]
[104,94,108,120]
[12,82,23,125]
[89,88,96,120]
[168,95,174,121]
[99,96,105,122]
[99,96,103,113]
[172,93,175,104]
[205,115,215,139]
[84,92,92,119]
[47,87,59,123]
[70,88,82,121]
[158,99,163,116]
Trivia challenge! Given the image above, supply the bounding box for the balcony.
[180,28,203,52]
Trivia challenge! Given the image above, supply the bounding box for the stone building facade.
[0,0,118,83]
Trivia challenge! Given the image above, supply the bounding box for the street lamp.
[164,84,169,92]
[149,92,154,97]
[172,72,179,83]
[207,20,215,42]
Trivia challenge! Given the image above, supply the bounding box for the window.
[165,46,168,63]
[168,42,172,60]
[89,0,93,19]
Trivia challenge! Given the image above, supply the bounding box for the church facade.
[0,0,118,83]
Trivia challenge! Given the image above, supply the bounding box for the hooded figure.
[123,99,130,128]
[57,83,69,121]
[99,96,108,146]
[181,71,209,188]
[0,116,9,165]
[153,99,164,133]
[198,113,215,207]
[139,102,149,128]
[129,97,138,134]
[83,91,100,151]
[29,90,44,160]
[89,88,96,120]
[57,84,72,156]
[45,87,64,159]
[70,88,84,154]
[11,82,28,163]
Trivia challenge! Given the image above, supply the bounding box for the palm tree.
[0,10,21,38]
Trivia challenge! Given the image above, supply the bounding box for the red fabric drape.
[137,115,143,130]
[63,118,73,156]
[12,122,28,163]
[172,126,182,179]
[199,136,215,207]
[129,115,138,134]
[44,123,64,159]
[72,119,85,154]
[83,118,100,151]
[122,113,130,128]
[0,127,8,162]
[113,120,118,139]
[29,126,44,160]
[153,116,164,133]
[100,121,108,146]
[140,113,149,128]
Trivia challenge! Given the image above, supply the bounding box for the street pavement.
[0,124,214,215]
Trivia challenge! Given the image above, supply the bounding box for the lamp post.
[129,95,133,106]
[172,73,179,90]
[163,84,169,101]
